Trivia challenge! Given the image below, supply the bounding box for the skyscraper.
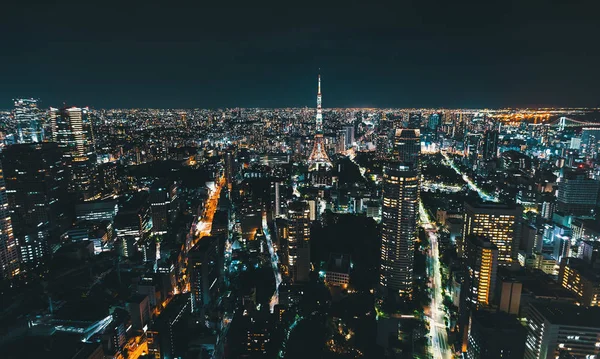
[188,236,221,317]
[1,143,69,270]
[50,107,98,200]
[379,163,419,298]
[307,74,332,171]
[466,310,526,359]
[556,168,600,216]
[525,302,600,359]
[13,98,43,143]
[392,128,421,166]
[0,161,19,279]
[464,236,498,307]
[482,130,499,161]
[462,201,522,267]
[287,201,310,282]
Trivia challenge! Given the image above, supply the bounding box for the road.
[194,175,226,244]
[440,151,498,202]
[419,202,453,359]
[263,212,282,312]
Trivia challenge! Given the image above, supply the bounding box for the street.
[420,202,453,359]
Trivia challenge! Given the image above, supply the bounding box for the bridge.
[546,117,598,131]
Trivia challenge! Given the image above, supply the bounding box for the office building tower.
[287,201,311,282]
[13,98,43,143]
[343,125,355,147]
[336,129,347,153]
[149,180,172,234]
[557,168,600,216]
[188,236,221,317]
[392,128,421,166]
[379,163,419,299]
[1,143,70,270]
[462,201,523,267]
[376,133,390,159]
[50,106,98,201]
[466,310,526,359]
[0,161,19,279]
[525,302,600,359]
[307,74,332,171]
[498,279,522,315]
[428,113,441,131]
[464,236,498,307]
[559,257,600,307]
[482,130,499,160]
[581,127,600,158]
[407,112,421,129]
[151,294,191,359]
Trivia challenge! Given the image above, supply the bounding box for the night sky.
[2,1,600,109]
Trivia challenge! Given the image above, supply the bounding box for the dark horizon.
[3,1,600,109]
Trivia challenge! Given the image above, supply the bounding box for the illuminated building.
[556,168,600,216]
[407,112,421,129]
[524,302,600,359]
[188,236,221,317]
[152,294,191,359]
[482,130,498,161]
[461,201,522,268]
[392,128,420,166]
[324,253,351,287]
[466,310,526,359]
[0,160,19,279]
[379,162,419,299]
[13,98,43,143]
[287,201,310,282]
[559,257,600,307]
[498,279,521,315]
[75,200,118,222]
[149,180,171,235]
[464,236,498,307]
[1,143,69,270]
[307,74,332,171]
[50,107,98,200]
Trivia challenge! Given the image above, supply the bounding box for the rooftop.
[532,301,600,327]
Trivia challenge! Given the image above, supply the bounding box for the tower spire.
[308,71,332,172]
[316,74,323,133]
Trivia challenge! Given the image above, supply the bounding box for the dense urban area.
[1,77,600,359]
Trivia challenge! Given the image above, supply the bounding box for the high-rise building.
[462,201,523,267]
[466,310,526,359]
[581,127,600,158]
[392,128,421,166]
[558,257,600,307]
[0,161,19,279]
[307,74,332,171]
[1,143,70,270]
[342,125,355,147]
[482,130,499,161]
[525,302,600,359]
[464,236,498,307]
[287,201,310,282]
[149,180,172,235]
[379,163,419,299]
[188,236,221,317]
[407,112,421,129]
[151,294,191,359]
[13,98,43,143]
[50,107,98,201]
[556,168,600,216]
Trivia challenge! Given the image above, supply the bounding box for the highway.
[419,202,453,359]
